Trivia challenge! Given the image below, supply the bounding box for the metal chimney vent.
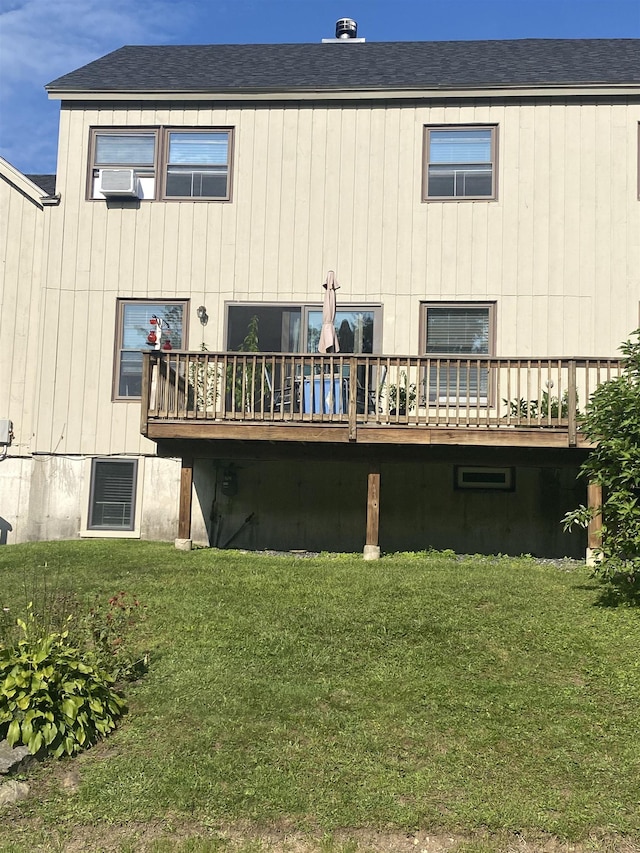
[336,18,357,39]
[322,17,365,43]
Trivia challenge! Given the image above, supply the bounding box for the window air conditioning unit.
[98,168,139,198]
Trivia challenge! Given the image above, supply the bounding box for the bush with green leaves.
[0,612,126,757]
[563,329,640,590]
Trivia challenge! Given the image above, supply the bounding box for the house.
[1,21,639,557]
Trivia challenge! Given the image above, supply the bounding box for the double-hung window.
[165,131,230,198]
[114,300,187,399]
[424,126,497,200]
[89,127,232,200]
[90,130,157,199]
[421,303,495,403]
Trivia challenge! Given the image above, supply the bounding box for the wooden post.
[586,481,602,566]
[364,466,381,560]
[177,457,194,547]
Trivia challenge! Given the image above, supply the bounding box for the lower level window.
[421,302,495,403]
[226,303,381,353]
[114,299,187,399]
[88,459,138,530]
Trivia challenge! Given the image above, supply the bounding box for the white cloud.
[0,0,199,171]
[0,0,195,91]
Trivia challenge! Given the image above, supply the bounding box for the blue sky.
[1,0,639,174]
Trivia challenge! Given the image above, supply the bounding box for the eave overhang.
[46,84,640,102]
[0,157,58,208]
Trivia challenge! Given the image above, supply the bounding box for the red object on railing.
[162,340,172,351]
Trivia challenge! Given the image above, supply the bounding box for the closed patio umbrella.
[318,270,340,353]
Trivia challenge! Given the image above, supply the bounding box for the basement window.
[88,459,138,530]
[454,466,515,491]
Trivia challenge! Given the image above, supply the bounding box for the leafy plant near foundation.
[0,607,125,757]
[1,570,147,758]
[563,329,640,593]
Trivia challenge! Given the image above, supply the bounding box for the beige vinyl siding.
[31,97,640,455]
[0,174,45,454]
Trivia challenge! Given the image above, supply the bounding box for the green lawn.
[0,541,639,853]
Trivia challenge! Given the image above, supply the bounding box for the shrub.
[563,329,640,592]
[0,612,126,757]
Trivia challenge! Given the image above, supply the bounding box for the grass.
[0,540,639,852]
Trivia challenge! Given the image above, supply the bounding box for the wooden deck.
[140,352,622,449]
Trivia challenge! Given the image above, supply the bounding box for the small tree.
[227,315,263,410]
[563,329,640,590]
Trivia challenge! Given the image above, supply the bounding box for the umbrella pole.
[364,465,381,560]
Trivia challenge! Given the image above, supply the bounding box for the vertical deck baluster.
[568,360,577,446]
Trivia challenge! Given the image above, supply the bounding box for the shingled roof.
[46,39,640,94]
[25,174,57,196]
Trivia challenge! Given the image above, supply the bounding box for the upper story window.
[88,127,233,201]
[423,126,497,201]
[165,131,230,198]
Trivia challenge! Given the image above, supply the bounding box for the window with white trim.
[421,302,495,402]
[114,300,187,399]
[89,128,232,200]
[424,126,497,200]
[88,459,138,530]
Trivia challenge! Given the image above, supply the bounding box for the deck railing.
[141,352,623,436]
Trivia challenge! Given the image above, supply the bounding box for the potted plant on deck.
[386,371,417,416]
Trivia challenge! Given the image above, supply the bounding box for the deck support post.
[586,481,602,566]
[364,465,381,560]
[176,456,194,550]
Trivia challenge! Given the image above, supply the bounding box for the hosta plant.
[0,618,126,758]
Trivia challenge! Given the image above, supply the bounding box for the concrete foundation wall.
[0,453,585,558]
[0,455,208,546]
